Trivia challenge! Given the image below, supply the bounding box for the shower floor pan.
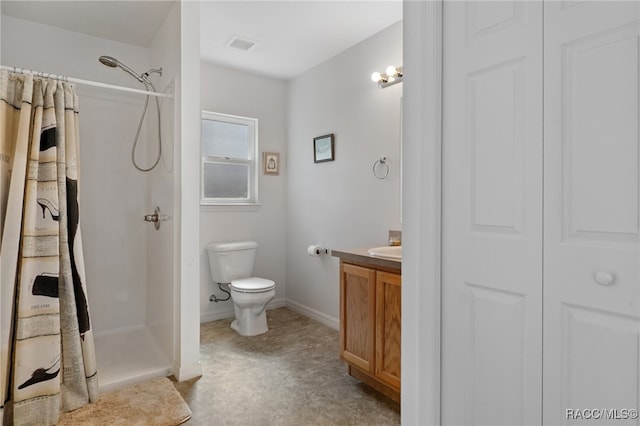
[94,326,172,392]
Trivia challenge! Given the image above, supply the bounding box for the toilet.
[206,241,275,336]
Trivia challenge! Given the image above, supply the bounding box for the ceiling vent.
[227,35,257,51]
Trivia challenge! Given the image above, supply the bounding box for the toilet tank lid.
[207,241,258,252]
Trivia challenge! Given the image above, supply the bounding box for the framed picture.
[263,152,280,175]
[313,134,335,163]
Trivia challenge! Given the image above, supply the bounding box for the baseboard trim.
[285,299,339,331]
[200,297,287,323]
[199,297,338,330]
[268,297,287,310]
[200,306,234,323]
[172,360,202,383]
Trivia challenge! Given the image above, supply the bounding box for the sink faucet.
[388,230,401,246]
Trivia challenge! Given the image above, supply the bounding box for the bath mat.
[57,377,192,426]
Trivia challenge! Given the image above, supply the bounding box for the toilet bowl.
[206,241,275,336]
[229,277,275,336]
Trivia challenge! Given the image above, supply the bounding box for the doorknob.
[594,271,615,286]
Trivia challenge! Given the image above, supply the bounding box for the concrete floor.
[174,307,400,426]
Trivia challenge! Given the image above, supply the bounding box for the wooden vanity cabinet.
[374,271,401,390]
[340,263,376,372]
[339,260,401,402]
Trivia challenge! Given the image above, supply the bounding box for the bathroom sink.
[367,246,402,260]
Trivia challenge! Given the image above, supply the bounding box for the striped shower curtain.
[0,70,98,425]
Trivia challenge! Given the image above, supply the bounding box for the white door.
[543,2,640,424]
[441,2,543,424]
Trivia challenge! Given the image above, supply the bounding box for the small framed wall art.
[263,152,280,175]
[313,133,335,163]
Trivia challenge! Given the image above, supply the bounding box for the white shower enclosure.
[0,6,179,393]
[80,82,175,392]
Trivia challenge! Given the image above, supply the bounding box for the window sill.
[200,203,261,213]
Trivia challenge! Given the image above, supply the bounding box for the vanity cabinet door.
[340,263,376,373]
[375,271,401,390]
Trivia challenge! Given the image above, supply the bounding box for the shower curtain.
[0,70,98,425]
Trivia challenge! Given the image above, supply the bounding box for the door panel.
[543,1,640,424]
[375,271,401,390]
[466,1,526,43]
[562,305,640,411]
[340,263,375,372]
[468,58,526,234]
[441,2,543,425]
[468,283,526,423]
[562,23,639,243]
[441,1,638,425]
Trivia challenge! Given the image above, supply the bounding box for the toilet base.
[230,317,268,336]
[229,288,275,336]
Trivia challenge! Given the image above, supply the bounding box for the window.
[201,111,258,205]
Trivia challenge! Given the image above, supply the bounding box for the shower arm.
[142,68,163,85]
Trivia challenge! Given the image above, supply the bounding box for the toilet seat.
[230,277,275,293]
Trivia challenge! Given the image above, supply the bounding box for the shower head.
[98,55,145,83]
[98,55,118,68]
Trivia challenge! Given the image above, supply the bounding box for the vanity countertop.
[331,248,401,273]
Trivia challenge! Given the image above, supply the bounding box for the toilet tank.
[207,241,258,284]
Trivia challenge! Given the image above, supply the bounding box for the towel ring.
[373,156,390,179]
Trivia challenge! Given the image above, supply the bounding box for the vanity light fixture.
[371,65,403,88]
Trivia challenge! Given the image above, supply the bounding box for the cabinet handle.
[594,271,615,286]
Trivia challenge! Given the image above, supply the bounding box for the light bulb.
[371,71,382,82]
[386,66,398,77]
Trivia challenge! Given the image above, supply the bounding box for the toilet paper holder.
[307,245,329,256]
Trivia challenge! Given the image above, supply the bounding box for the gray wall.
[285,21,403,327]
[199,62,288,322]
[198,21,402,326]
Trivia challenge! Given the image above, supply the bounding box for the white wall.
[0,1,2,65]
[1,15,153,334]
[401,2,442,424]
[174,0,202,382]
[1,2,204,386]
[286,21,403,326]
[199,62,288,322]
[147,0,179,368]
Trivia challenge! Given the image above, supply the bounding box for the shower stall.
[52,73,174,393]
[86,55,175,391]
[0,5,184,394]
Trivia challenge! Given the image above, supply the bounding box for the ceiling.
[1,0,402,80]
[1,1,177,47]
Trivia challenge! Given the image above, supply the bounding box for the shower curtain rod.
[0,65,173,99]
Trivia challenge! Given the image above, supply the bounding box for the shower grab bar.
[0,65,173,99]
